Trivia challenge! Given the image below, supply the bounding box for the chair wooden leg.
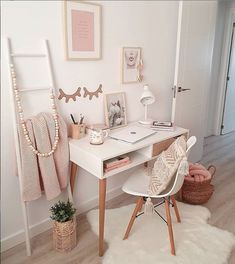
[138,203,143,212]
[171,195,181,223]
[165,198,176,255]
[123,197,144,240]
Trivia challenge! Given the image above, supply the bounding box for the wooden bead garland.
[10,64,59,157]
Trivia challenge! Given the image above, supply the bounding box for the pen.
[70,114,77,124]
[79,114,84,124]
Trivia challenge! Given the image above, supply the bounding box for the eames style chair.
[122,136,197,255]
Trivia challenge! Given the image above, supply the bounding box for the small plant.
[50,200,76,223]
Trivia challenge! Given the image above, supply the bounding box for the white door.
[174,1,217,162]
[221,25,235,134]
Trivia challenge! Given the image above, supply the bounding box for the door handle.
[178,87,191,92]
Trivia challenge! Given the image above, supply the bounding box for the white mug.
[90,129,109,145]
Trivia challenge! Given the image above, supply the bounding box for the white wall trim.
[203,1,218,138]
[1,185,123,253]
[214,7,235,135]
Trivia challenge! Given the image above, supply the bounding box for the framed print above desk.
[121,47,142,83]
[64,1,101,60]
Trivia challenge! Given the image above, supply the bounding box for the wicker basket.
[53,218,77,253]
[182,165,216,205]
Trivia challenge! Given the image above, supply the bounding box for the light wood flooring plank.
[1,133,235,264]
[202,132,235,264]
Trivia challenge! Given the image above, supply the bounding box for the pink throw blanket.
[19,112,69,201]
[185,163,211,182]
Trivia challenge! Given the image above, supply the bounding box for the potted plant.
[50,200,77,252]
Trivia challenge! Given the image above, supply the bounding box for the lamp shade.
[139,84,155,125]
[140,85,155,105]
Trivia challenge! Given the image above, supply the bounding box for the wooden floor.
[1,132,235,264]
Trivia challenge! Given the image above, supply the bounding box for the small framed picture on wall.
[104,92,127,129]
[64,1,101,60]
[121,47,143,84]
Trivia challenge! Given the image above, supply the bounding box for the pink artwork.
[71,10,94,52]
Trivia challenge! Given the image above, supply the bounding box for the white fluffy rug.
[87,202,235,264]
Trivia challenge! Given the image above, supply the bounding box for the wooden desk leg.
[99,178,106,257]
[70,162,78,194]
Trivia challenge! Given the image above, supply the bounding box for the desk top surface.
[69,125,188,161]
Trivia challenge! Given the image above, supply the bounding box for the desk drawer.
[152,133,188,157]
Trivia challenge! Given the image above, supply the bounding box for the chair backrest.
[186,136,197,157]
[166,136,197,196]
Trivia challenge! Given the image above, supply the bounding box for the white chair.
[122,136,197,255]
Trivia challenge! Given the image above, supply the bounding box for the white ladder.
[6,38,73,256]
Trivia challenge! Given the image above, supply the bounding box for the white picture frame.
[104,92,127,129]
[121,47,142,84]
[64,1,101,60]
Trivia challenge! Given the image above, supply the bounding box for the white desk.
[69,125,188,256]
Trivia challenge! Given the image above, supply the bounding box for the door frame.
[214,7,235,135]
[221,23,235,134]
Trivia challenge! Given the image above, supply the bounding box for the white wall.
[205,1,226,137]
[222,23,235,134]
[1,1,179,250]
[206,0,235,136]
[228,0,235,9]
[214,1,235,135]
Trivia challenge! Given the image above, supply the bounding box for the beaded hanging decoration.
[10,64,59,157]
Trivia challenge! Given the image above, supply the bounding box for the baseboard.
[1,218,52,253]
[1,185,123,253]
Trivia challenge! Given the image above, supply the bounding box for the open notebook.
[109,125,156,144]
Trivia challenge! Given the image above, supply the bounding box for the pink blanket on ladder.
[18,112,69,201]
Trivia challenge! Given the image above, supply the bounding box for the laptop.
[109,125,157,144]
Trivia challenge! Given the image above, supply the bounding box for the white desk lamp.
[139,84,155,125]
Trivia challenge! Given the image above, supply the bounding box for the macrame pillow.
[148,136,187,195]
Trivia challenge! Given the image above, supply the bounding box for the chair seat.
[122,167,176,198]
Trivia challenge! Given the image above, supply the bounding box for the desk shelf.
[103,151,151,178]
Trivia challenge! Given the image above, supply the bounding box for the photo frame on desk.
[64,1,101,60]
[104,92,127,129]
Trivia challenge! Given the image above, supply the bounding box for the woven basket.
[53,218,77,253]
[182,165,216,205]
